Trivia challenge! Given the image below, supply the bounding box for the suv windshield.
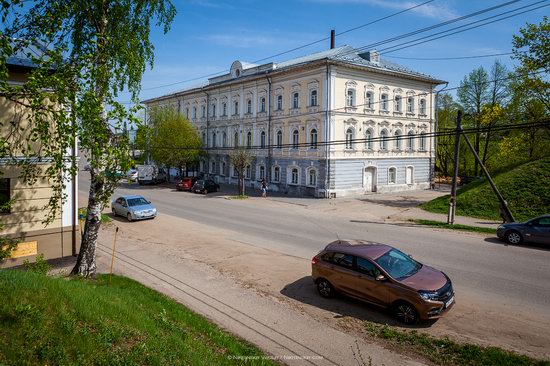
[375,249,421,280]
[127,197,149,207]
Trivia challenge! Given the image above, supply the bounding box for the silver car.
[111,195,157,222]
[496,215,550,245]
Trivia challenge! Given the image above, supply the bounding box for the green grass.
[411,219,496,234]
[0,270,276,366]
[364,321,550,366]
[78,207,111,223]
[227,195,249,200]
[422,158,550,222]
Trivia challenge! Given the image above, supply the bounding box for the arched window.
[221,162,226,176]
[234,101,239,115]
[395,95,402,112]
[259,165,265,180]
[346,89,355,107]
[193,106,197,119]
[211,104,216,117]
[395,130,402,150]
[345,128,354,149]
[201,132,206,144]
[212,132,217,148]
[388,167,396,184]
[210,161,216,174]
[292,92,299,109]
[380,129,388,150]
[246,99,252,114]
[419,132,427,151]
[365,129,373,150]
[222,102,227,116]
[407,131,415,151]
[201,105,206,118]
[381,94,388,111]
[276,130,282,148]
[222,132,227,147]
[292,130,299,149]
[245,164,251,179]
[260,97,266,112]
[273,166,280,182]
[260,131,266,149]
[234,132,239,147]
[310,90,317,106]
[277,95,283,110]
[233,164,238,177]
[308,169,317,186]
[310,128,318,149]
[366,92,373,109]
[291,168,299,185]
[407,97,414,113]
[420,99,427,115]
[246,131,252,148]
[185,107,189,118]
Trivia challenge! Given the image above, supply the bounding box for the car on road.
[192,179,220,194]
[311,240,455,325]
[176,177,199,191]
[127,169,138,181]
[496,215,550,245]
[111,195,157,222]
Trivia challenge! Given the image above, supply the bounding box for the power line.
[385,52,515,60]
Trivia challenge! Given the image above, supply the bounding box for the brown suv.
[311,240,455,324]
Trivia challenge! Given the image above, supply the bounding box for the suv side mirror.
[375,275,386,282]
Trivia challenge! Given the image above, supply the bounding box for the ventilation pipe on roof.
[330,30,335,49]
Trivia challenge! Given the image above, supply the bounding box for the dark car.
[176,177,198,191]
[192,179,220,194]
[312,240,455,325]
[496,215,550,245]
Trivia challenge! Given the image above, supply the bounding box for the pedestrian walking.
[260,179,268,198]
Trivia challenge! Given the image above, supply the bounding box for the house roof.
[143,45,445,104]
[5,41,49,70]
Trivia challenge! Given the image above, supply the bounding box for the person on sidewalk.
[260,179,268,198]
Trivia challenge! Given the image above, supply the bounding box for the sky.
[120,0,549,104]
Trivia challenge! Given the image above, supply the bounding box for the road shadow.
[356,197,426,208]
[483,237,550,252]
[280,276,436,329]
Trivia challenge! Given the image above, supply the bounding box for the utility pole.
[447,110,462,224]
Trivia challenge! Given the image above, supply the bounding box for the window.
[395,130,402,150]
[310,129,318,149]
[221,162,226,176]
[247,99,252,114]
[222,102,227,116]
[234,132,239,147]
[420,99,427,115]
[407,131,415,150]
[365,129,373,150]
[201,105,206,118]
[260,97,266,112]
[211,104,216,117]
[273,166,280,182]
[185,107,189,118]
[365,92,373,109]
[277,95,283,110]
[356,257,379,277]
[291,168,299,184]
[388,167,396,184]
[260,131,266,149]
[233,165,238,177]
[407,97,414,113]
[276,130,283,148]
[308,169,317,186]
[292,130,299,149]
[419,132,427,151]
[310,90,317,106]
[395,95,402,112]
[222,132,227,147]
[381,94,388,111]
[331,252,354,269]
[380,129,388,150]
[292,92,299,109]
[345,128,354,149]
[346,89,355,107]
[193,106,197,119]
[246,131,252,149]
[211,161,216,174]
[201,132,206,145]
[234,101,239,115]
[259,165,265,180]
[212,132,217,147]
[0,178,10,214]
[245,164,251,179]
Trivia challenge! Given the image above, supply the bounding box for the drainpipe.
[325,61,331,198]
[71,124,77,256]
[266,75,272,181]
[203,89,210,179]
[433,82,449,186]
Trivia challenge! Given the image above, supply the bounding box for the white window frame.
[394,130,402,150]
[309,128,318,149]
[345,128,354,149]
[381,94,388,111]
[420,99,427,115]
[395,95,402,112]
[273,166,281,182]
[246,99,252,114]
[292,129,299,149]
[380,129,388,151]
[310,90,317,107]
[276,130,283,148]
[246,131,252,148]
[289,167,299,185]
[407,131,415,151]
[365,129,373,150]
[346,89,356,107]
[259,165,265,180]
[260,97,266,112]
[292,92,299,109]
[307,168,317,187]
[365,91,373,109]
[407,97,414,114]
[260,131,266,149]
[277,95,283,110]
[388,167,397,184]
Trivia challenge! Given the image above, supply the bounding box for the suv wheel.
[112,208,117,217]
[505,230,523,245]
[394,302,419,325]
[316,279,335,298]
[127,213,133,222]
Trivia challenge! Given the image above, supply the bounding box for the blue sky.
[123,0,548,103]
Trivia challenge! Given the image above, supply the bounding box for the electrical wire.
[384,52,515,60]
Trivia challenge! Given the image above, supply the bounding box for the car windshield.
[127,197,149,207]
[195,180,204,185]
[375,249,421,280]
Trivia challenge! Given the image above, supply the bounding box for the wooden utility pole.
[447,110,462,224]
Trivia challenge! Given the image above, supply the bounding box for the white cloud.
[197,29,322,49]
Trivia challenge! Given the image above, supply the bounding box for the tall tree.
[435,92,458,177]
[229,149,253,196]
[1,1,176,277]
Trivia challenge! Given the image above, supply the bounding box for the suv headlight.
[418,290,439,301]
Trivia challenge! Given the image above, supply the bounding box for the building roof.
[143,45,445,104]
[5,41,49,70]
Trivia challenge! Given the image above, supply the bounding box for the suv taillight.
[311,256,318,265]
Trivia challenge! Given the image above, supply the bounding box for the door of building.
[364,167,376,192]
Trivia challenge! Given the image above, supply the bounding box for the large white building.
[143,45,445,197]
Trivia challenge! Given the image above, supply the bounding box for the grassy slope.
[0,270,275,366]
[423,158,550,222]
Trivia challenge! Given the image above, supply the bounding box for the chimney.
[359,49,380,64]
[330,30,335,49]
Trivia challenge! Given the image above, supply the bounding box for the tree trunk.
[71,171,105,277]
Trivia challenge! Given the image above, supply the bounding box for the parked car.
[176,177,199,191]
[137,164,167,185]
[496,215,550,245]
[311,240,455,324]
[111,195,157,222]
[192,179,220,194]
[127,169,138,181]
